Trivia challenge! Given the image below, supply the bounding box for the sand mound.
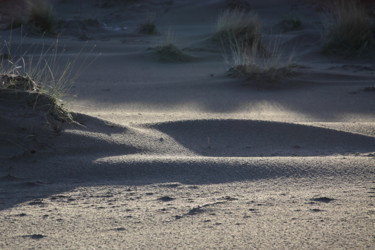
[0,74,72,160]
[3,114,373,184]
[151,119,375,157]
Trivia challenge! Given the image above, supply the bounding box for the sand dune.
[1,0,374,249]
[151,119,375,156]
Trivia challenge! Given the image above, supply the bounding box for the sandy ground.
[0,0,374,249]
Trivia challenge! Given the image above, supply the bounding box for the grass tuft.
[0,73,73,124]
[225,37,297,88]
[154,44,191,63]
[27,6,58,36]
[323,0,374,56]
[0,38,94,124]
[152,32,192,63]
[139,20,158,35]
[214,9,264,53]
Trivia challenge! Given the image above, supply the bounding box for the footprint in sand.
[22,234,46,240]
[310,197,335,203]
[157,196,175,202]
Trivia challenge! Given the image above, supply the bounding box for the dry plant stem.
[2,37,95,100]
[215,9,262,50]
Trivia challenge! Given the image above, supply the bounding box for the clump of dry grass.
[0,38,94,123]
[27,5,57,36]
[0,40,73,122]
[0,0,57,35]
[152,32,192,63]
[225,37,297,87]
[214,9,263,51]
[323,0,374,55]
[12,42,76,100]
[139,20,158,35]
[0,74,73,124]
[217,9,296,87]
[154,44,191,63]
[0,0,41,29]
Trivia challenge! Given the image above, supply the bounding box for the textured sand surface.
[0,0,374,249]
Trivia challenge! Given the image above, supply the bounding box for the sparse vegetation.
[0,74,73,124]
[139,20,158,35]
[152,32,192,63]
[214,9,264,53]
[225,36,297,87]
[17,42,75,100]
[0,38,93,124]
[323,0,374,56]
[216,9,297,87]
[154,44,191,63]
[27,5,58,36]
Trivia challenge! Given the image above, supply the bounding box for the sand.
[0,0,374,249]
